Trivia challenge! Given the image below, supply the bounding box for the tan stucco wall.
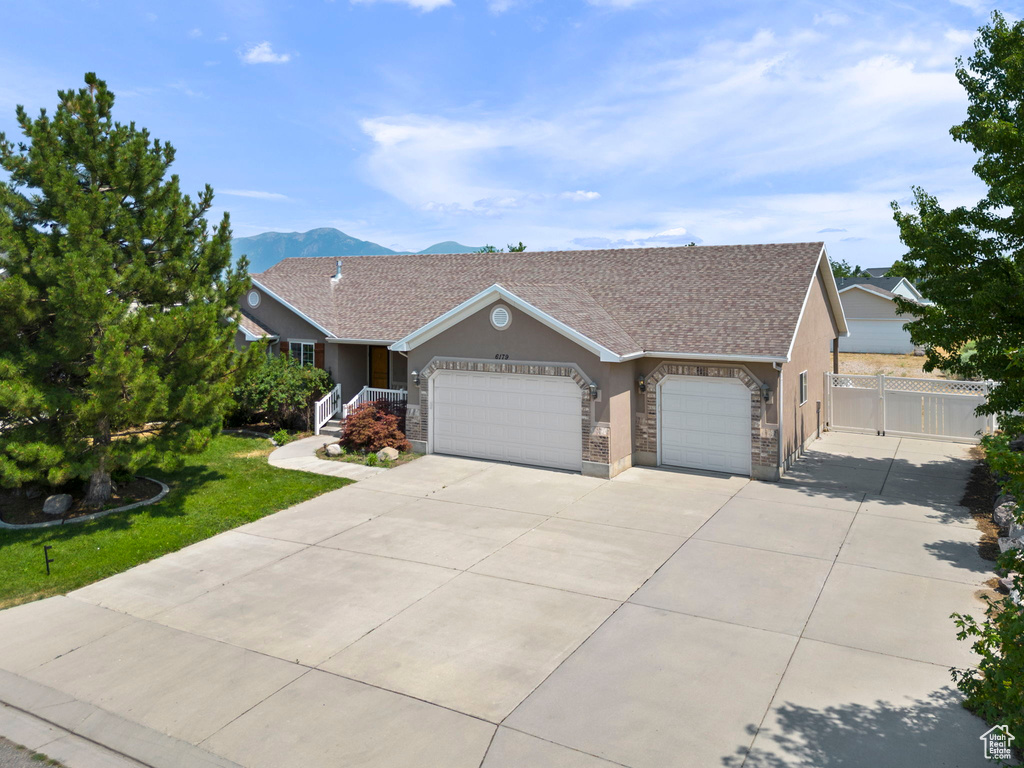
[839,288,898,319]
[783,268,839,465]
[405,302,617,423]
[244,288,328,344]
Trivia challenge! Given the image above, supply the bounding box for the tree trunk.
[83,417,112,508]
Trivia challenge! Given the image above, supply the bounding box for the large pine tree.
[0,73,256,506]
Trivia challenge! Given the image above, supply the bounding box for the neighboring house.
[237,243,848,481]
[836,276,928,354]
[864,267,890,278]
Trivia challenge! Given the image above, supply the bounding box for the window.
[291,341,315,367]
[799,371,808,405]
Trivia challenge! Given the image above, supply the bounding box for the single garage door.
[431,370,583,471]
[838,319,915,354]
[659,376,752,476]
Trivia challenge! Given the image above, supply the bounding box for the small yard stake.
[43,545,54,576]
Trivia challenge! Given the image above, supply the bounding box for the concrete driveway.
[0,433,995,767]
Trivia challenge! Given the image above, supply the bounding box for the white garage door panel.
[660,377,752,476]
[838,320,915,354]
[431,371,583,471]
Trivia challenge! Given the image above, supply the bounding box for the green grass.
[0,435,349,609]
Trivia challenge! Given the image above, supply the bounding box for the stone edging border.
[0,476,170,530]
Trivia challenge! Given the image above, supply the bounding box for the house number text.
[494,353,509,360]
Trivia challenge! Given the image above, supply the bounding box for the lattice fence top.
[827,373,991,396]
[884,377,990,395]
[827,375,878,390]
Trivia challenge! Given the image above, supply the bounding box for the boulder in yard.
[42,493,72,516]
[995,503,1017,533]
[998,536,1024,554]
[1011,521,1024,540]
[376,446,400,462]
[326,443,343,457]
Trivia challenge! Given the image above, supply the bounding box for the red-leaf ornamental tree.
[0,73,259,507]
[340,401,411,453]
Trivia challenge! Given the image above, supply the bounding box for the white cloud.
[188,28,202,39]
[351,0,453,11]
[220,189,291,200]
[240,41,291,65]
[813,11,848,26]
[586,0,652,7]
[357,22,975,217]
[168,80,205,99]
[561,190,601,201]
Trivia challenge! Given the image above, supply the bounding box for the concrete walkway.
[0,433,997,768]
[267,435,386,481]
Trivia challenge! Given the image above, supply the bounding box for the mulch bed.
[0,477,164,526]
[315,444,421,469]
[961,459,1002,563]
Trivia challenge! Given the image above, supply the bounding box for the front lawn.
[0,435,349,610]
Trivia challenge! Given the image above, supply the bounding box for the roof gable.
[391,284,632,361]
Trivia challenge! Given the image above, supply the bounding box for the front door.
[370,346,389,389]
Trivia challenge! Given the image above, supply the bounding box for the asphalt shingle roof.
[253,242,826,359]
[836,276,905,293]
[238,309,276,338]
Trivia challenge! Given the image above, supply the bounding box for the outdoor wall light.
[589,383,598,399]
[637,377,647,393]
[412,370,420,386]
[760,382,771,402]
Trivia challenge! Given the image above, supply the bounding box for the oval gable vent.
[490,305,511,330]
[247,290,261,308]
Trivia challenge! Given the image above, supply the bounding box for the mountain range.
[231,228,480,273]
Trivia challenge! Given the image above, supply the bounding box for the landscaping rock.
[1010,434,1024,452]
[996,493,1015,509]
[1010,521,1024,540]
[326,443,343,457]
[994,503,1016,532]
[42,493,72,516]
[998,536,1024,554]
[376,446,400,462]
[24,486,42,499]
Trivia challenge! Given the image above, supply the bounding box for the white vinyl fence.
[825,374,997,443]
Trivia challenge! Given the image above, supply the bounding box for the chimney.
[332,259,342,282]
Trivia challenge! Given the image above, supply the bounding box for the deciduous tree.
[891,12,1024,422]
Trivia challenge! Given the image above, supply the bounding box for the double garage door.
[431,370,583,471]
[659,377,752,476]
[430,370,752,477]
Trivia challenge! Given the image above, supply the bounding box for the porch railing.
[314,384,342,435]
[342,386,408,419]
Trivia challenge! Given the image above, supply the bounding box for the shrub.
[271,429,291,446]
[950,432,1024,755]
[365,453,378,467]
[340,401,411,453]
[230,354,333,430]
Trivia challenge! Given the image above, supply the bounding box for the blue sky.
[2,0,1018,267]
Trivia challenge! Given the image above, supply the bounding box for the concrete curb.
[0,478,170,531]
[0,669,243,768]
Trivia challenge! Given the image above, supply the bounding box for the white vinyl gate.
[824,374,997,443]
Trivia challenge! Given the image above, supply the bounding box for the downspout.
[773,362,784,477]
